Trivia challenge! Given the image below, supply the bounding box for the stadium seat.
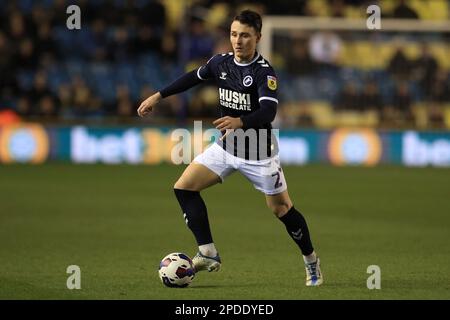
[411,103,429,129]
[429,43,450,70]
[317,72,342,102]
[88,63,116,103]
[116,63,138,93]
[443,104,450,129]
[338,42,355,68]
[307,0,330,16]
[206,3,229,29]
[344,5,364,19]
[65,59,88,79]
[18,0,34,13]
[354,42,382,70]
[308,101,335,128]
[47,65,70,94]
[429,0,449,20]
[334,110,376,127]
[292,77,321,101]
[163,0,184,30]
[379,0,396,14]
[409,0,448,20]
[409,0,428,19]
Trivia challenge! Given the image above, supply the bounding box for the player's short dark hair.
[233,10,262,34]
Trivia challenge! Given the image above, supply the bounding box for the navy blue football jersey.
[197,52,279,160]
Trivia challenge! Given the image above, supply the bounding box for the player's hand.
[137,92,162,117]
[213,116,243,140]
[213,116,243,130]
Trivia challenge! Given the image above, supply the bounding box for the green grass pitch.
[0,163,449,299]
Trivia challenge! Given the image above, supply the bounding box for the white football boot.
[192,252,221,272]
[305,257,323,286]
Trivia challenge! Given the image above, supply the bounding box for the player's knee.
[174,179,187,190]
[173,179,182,189]
[174,178,196,191]
[268,203,291,218]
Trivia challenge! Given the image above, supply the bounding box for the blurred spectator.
[260,0,308,16]
[428,70,449,127]
[14,38,38,71]
[31,4,52,28]
[115,85,135,118]
[360,81,383,112]
[392,0,419,19]
[0,32,11,70]
[189,86,218,118]
[38,95,59,118]
[74,0,98,24]
[131,25,162,56]
[160,30,178,62]
[57,84,74,119]
[108,27,133,63]
[430,71,450,103]
[412,44,439,98]
[85,96,104,118]
[139,0,167,29]
[15,96,33,117]
[0,31,18,110]
[122,0,141,28]
[329,0,346,17]
[344,0,367,6]
[7,11,29,43]
[0,83,18,111]
[336,82,361,111]
[28,72,56,116]
[428,106,444,128]
[309,31,342,69]
[385,82,414,125]
[88,18,109,62]
[52,0,72,27]
[95,1,121,26]
[393,83,413,114]
[35,22,58,61]
[72,76,95,117]
[117,99,134,118]
[287,37,318,75]
[186,16,215,62]
[387,47,412,81]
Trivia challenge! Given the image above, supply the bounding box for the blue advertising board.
[1,124,449,167]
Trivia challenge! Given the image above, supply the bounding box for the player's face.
[230,21,261,62]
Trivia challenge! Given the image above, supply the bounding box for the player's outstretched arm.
[137,69,203,118]
[137,92,162,117]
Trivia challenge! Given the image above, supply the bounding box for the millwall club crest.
[267,76,277,90]
[243,75,253,87]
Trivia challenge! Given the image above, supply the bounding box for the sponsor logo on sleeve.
[267,76,277,90]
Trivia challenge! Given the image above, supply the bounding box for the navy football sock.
[174,189,213,246]
[279,206,314,256]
